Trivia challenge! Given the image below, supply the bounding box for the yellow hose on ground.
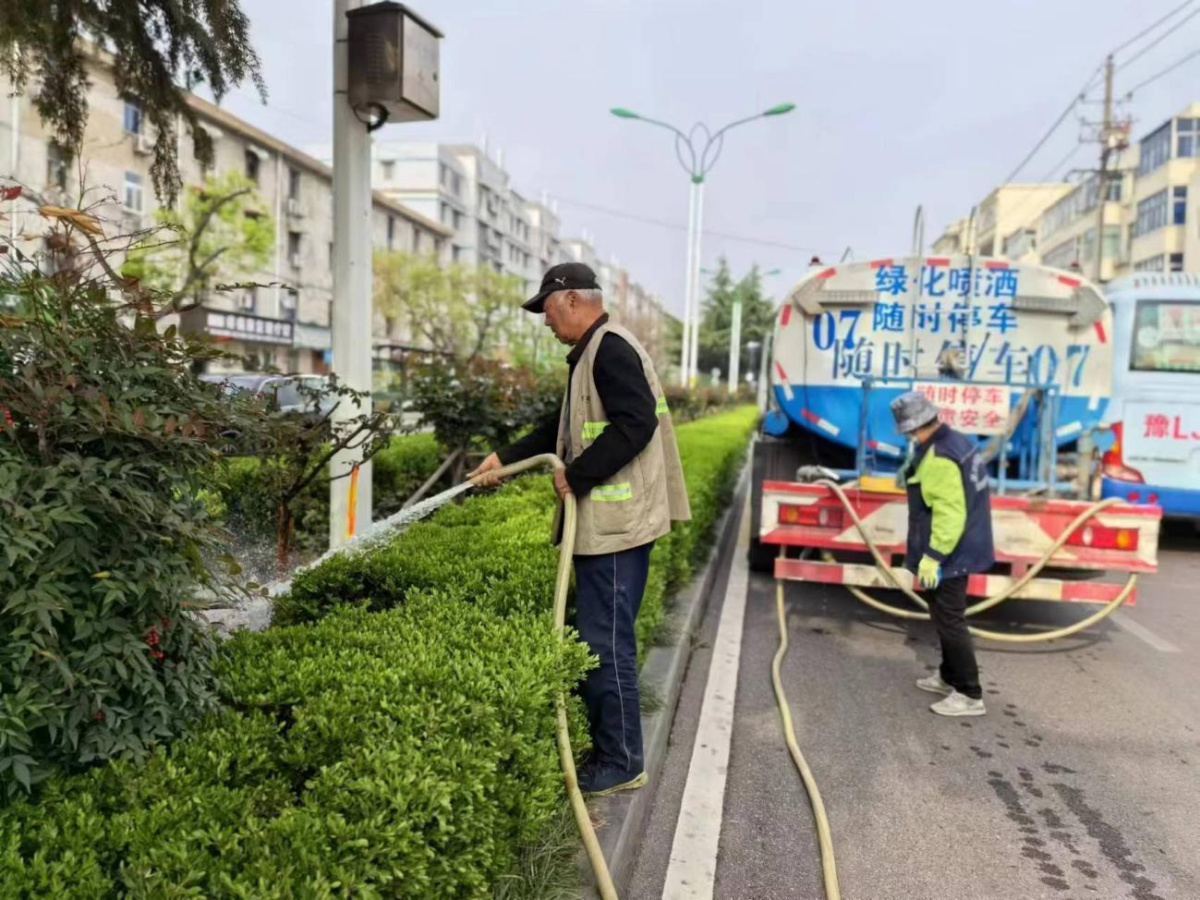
[473,455,618,900]
[772,578,842,900]
[812,480,1138,643]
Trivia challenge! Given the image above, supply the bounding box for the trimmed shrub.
[0,598,592,899]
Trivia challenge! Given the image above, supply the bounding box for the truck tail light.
[778,503,845,529]
[1066,523,1140,551]
[1101,422,1144,484]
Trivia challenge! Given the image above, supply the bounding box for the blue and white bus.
[1100,273,1200,519]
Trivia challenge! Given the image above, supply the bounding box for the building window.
[1042,237,1078,270]
[1177,118,1198,157]
[281,288,298,322]
[288,231,302,266]
[238,288,257,312]
[288,167,301,201]
[381,160,395,181]
[329,241,335,267]
[1134,255,1166,272]
[1139,123,1172,176]
[46,141,70,191]
[123,171,144,212]
[1174,186,1188,225]
[1134,189,1169,237]
[123,101,143,135]
[413,231,422,255]
[245,149,261,184]
[452,245,463,262]
[387,215,395,250]
[1170,252,1185,272]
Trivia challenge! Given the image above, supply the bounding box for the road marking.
[1111,612,1182,654]
[663,494,751,900]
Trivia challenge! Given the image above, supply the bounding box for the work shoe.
[916,673,954,696]
[930,691,986,717]
[579,764,648,797]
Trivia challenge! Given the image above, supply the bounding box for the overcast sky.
[219,0,1200,316]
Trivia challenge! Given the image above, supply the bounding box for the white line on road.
[662,494,751,900]
[1111,611,1182,654]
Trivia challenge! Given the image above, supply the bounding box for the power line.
[1002,2,1200,183]
[1128,46,1200,93]
[1002,67,1100,184]
[1117,4,1200,70]
[1113,0,1197,54]
[552,195,820,254]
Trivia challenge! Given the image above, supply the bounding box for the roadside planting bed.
[0,406,757,899]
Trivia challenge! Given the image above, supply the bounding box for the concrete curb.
[583,464,749,898]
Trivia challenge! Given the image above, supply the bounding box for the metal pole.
[728,292,742,396]
[689,179,706,385]
[329,0,374,549]
[1094,54,1114,284]
[679,180,697,385]
[9,48,19,243]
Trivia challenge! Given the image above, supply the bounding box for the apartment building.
[366,142,667,358]
[0,55,452,376]
[935,103,1200,282]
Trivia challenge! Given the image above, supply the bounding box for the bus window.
[1130,300,1200,373]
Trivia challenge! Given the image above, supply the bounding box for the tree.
[696,258,778,384]
[122,171,275,309]
[1,0,265,206]
[0,241,256,795]
[373,251,525,364]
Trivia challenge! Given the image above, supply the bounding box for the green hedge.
[214,432,444,550]
[0,406,758,899]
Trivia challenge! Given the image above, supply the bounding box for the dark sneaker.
[579,764,648,797]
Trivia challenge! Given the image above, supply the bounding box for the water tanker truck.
[750,256,1160,611]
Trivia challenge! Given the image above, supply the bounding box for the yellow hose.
[472,455,618,900]
[772,579,841,900]
[812,480,1137,643]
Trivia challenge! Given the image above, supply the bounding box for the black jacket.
[497,314,659,495]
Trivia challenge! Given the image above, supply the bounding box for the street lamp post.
[727,266,781,396]
[611,103,795,386]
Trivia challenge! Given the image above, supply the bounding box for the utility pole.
[329,0,374,549]
[1094,54,1115,284]
[328,1,442,548]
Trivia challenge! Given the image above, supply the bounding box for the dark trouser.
[929,575,982,700]
[571,541,654,774]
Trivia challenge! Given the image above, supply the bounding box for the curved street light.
[610,103,795,386]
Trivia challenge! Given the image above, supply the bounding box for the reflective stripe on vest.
[582,421,608,441]
[590,482,633,502]
[655,396,669,416]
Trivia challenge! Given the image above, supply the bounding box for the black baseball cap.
[523,262,601,313]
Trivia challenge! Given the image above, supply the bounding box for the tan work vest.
[554,321,691,555]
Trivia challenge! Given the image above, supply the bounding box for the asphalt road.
[629,518,1200,900]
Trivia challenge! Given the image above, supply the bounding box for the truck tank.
[764,256,1114,466]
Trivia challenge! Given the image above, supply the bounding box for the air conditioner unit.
[286,197,304,218]
[134,131,153,155]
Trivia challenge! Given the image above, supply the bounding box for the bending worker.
[470,262,691,795]
[891,391,995,718]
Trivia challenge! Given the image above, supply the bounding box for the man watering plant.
[470,262,690,795]
[891,391,995,718]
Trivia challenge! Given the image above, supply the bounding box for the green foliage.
[0,0,265,205]
[123,171,275,303]
[407,358,564,456]
[696,257,778,383]
[374,251,527,363]
[0,406,757,897]
[0,598,592,899]
[0,267,252,797]
[214,432,443,556]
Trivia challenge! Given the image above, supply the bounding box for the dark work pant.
[571,541,654,774]
[929,575,982,700]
